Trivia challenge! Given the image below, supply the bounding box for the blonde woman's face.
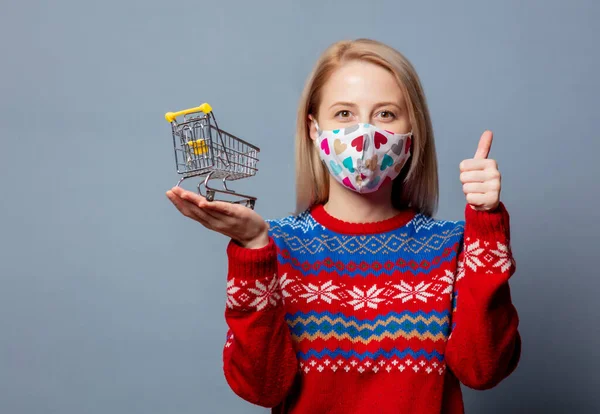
[310,60,411,139]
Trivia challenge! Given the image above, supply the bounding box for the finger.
[168,192,216,228]
[168,190,201,219]
[169,187,245,231]
[174,187,206,204]
[202,199,238,216]
[172,187,238,217]
[462,182,488,194]
[167,187,227,222]
[170,186,194,200]
[167,189,186,209]
[185,201,219,227]
[474,130,493,160]
[466,193,487,207]
[179,197,232,226]
[459,158,497,172]
[459,170,488,183]
[176,190,229,221]
[170,186,215,208]
[178,197,242,236]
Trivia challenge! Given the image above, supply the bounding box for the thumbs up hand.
[459,130,501,212]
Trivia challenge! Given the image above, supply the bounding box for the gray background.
[1,0,598,413]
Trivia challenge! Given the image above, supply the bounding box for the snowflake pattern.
[347,285,386,310]
[456,256,465,282]
[489,241,512,273]
[226,236,513,314]
[299,280,341,304]
[463,239,486,272]
[247,274,281,311]
[393,281,435,303]
[437,269,455,298]
[225,332,234,348]
[226,279,241,309]
[226,273,283,311]
[279,273,294,304]
[225,205,515,377]
[462,238,514,275]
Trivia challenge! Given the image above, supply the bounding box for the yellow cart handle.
[165,103,212,122]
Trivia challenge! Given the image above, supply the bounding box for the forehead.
[320,60,404,105]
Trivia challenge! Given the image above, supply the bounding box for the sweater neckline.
[309,203,418,235]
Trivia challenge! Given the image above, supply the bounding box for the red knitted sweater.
[222,202,521,413]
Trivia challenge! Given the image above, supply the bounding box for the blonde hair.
[294,38,439,217]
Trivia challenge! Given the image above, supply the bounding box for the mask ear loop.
[311,118,327,169]
[313,119,321,136]
[311,118,322,149]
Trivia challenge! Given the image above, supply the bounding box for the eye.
[334,110,352,119]
[377,110,396,120]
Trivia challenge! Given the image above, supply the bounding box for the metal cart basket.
[165,103,260,209]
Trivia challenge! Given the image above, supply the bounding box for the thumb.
[474,130,493,159]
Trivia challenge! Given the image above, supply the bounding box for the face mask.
[313,120,412,193]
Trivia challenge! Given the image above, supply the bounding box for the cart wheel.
[206,190,215,202]
[246,200,255,210]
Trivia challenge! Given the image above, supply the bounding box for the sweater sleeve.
[444,201,522,390]
[222,236,298,408]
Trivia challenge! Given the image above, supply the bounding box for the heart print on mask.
[314,120,412,194]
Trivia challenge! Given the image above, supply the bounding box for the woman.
[166,38,521,413]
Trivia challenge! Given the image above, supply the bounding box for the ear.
[307,114,318,142]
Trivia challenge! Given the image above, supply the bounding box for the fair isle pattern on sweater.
[222,202,521,413]
[225,208,508,376]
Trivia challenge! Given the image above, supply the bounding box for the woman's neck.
[324,176,401,223]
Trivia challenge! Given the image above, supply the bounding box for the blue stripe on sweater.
[295,348,445,362]
[286,309,450,322]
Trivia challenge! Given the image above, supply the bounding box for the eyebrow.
[328,101,402,110]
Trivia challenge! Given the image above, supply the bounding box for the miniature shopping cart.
[165,103,260,209]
